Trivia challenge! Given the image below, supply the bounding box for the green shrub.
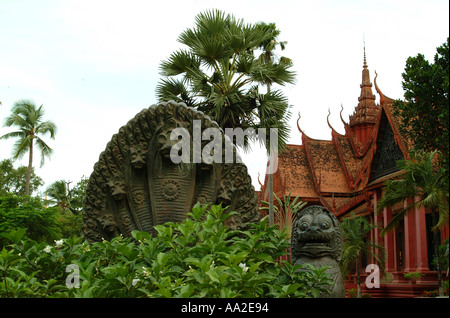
[0,195,61,246]
[0,203,332,298]
[55,209,82,239]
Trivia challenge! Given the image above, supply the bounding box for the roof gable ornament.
[374,71,395,105]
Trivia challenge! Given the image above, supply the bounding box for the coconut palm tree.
[1,100,57,196]
[44,180,73,212]
[156,9,295,151]
[376,150,449,296]
[340,213,385,298]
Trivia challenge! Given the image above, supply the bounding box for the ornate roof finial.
[374,70,394,105]
[257,172,263,190]
[327,108,332,129]
[349,43,378,127]
[296,112,305,135]
[363,38,367,69]
[339,104,348,126]
[363,34,367,66]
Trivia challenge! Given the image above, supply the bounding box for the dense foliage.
[0,159,43,196]
[0,203,332,298]
[0,195,82,247]
[0,196,61,245]
[393,38,449,178]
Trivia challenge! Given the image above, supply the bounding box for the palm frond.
[35,137,54,167]
[36,120,57,139]
[0,131,26,141]
[378,150,448,234]
[156,78,196,106]
[159,49,201,77]
[11,135,32,161]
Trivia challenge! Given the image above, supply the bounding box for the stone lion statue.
[291,205,345,298]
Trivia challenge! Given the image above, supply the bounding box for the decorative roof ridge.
[296,112,312,144]
[374,71,395,105]
[327,108,346,138]
[343,120,364,158]
[257,172,263,191]
[297,112,334,143]
[339,104,349,127]
[331,129,357,191]
[302,136,321,194]
[334,190,367,217]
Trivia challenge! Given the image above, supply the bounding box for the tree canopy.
[156,9,295,150]
[393,38,449,175]
[0,159,43,196]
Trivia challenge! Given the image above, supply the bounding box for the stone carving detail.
[82,101,259,242]
[291,205,345,298]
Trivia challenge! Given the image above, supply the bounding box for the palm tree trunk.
[25,140,33,196]
[431,209,444,296]
[267,83,274,226]
[356,252,361,298]
[268,172,274,226]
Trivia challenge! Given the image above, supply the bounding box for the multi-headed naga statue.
[82,101,259,242]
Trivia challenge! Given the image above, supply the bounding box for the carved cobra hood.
[82,101,259,242]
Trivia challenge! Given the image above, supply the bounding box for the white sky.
[0,0,449,194]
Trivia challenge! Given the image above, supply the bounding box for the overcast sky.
[0,0,449,193]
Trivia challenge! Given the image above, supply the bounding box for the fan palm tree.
[376,150,449,296]
[1,100,57,196]
[340,213,385,298]
[156,9,295,151]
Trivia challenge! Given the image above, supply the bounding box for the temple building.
[259,50,449,298]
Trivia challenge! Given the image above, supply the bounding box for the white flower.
[54,239,64,247]
[239,263,249,272]
[142,266,151,278]
[132,278,140,286]
[44,245,52,253]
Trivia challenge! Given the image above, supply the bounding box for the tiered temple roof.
[260,51,411,218]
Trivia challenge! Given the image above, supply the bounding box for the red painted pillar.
[440,225,449,242]
[414,200,429,271]
[404,198,418,272]
[372,191,383,264]
[383,206,396,272]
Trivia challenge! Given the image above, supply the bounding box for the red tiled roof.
[261,58,411,217]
